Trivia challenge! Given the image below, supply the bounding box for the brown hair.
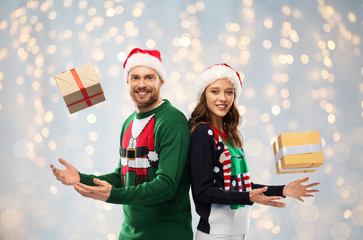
[189,91,243,148]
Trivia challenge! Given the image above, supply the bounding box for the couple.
[50,48,319,240]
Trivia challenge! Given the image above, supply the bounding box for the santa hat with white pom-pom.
[195,63,242,100]
[123,48,166,81]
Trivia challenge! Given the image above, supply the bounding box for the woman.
[189,63,319,240]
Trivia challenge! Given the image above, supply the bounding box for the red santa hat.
[123,48,166,81]
[195,63,242,100]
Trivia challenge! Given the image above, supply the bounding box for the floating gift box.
[272,131,324,174]
[54,63,105,114]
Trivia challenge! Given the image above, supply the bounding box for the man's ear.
[160,79,164,86]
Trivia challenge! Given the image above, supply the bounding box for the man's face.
[127,66,164,113]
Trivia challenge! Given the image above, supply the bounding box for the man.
[50,48,193,240]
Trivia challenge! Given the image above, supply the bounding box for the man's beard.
[130,87,160,109]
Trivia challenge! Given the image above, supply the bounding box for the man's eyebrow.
[130,73,157,77]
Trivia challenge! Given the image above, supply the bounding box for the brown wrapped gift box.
[54,63,105,114]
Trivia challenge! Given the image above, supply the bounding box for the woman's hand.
[250,187,287,208]
[283,177,320,202]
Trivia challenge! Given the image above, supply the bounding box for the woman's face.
[205,78,235,123]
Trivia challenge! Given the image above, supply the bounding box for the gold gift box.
[272,131,324,174]
[54,63,105,114]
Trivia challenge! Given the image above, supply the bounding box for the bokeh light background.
[1,0,363,239]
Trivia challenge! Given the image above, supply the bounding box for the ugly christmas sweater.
[80,100,193,240]
[189,124,285,235]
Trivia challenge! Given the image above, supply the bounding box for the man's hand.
[249,187,287,208]
[50,158,80,185]
[283,177,320,202]
[73,178,112,202]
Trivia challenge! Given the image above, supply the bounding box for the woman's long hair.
[189,91,243,148]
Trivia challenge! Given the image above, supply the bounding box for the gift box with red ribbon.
[54,63,105,114]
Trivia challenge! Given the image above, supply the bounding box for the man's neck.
[136,98,164,114]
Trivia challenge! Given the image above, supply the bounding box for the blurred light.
[331,222,351,239]
[132,8,142,17]
[261,113,270,123]
[282,6,291,15]
[333,132,341,142]
[87,114,97,124]
[263,40,272,49]
[104,0,114,9]
[226,36,237,46]
[44,111,54,123]
[281,88,289,98]
[265,84,277,97]
[48,141,57,151]
[324,164,332,174]
[272,225,281,234]
[280,73,289,83]
[88,131,98,141]
[343,210,352,219]
[271,105,281,115]
[115,6,124,14]
[103,202,113,211]
[328,113,336,124]
[347,13,356,22]
[336,177,344,186]
[106,8,116,17]
[327,40,336,50]
[85,145,94,155]
[244,88,255,99]
[323,57,333,67]
[265,220,274,230]
[251,210,260,218]
[49,11,57,20]
[50,185,58,195]
[301,54,309,64]
[88,7,97,16]
[300,204,320,222]
[0,209,21,229]
[264,17,273,29]
[282,99,291,109]
[238,105,247,115]
[242,7,255,20]
[227,22,240,32]
[352,206,363,226]
[107,233,117,240]
[41,128,50,138]
[180,36,191,47]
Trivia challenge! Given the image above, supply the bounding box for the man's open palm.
[50,158,80,185]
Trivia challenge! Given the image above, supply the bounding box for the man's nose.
[138,78,146,88]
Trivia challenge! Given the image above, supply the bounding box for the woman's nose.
[219,93,227,101]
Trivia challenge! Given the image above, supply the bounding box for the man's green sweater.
[79,100,193,240]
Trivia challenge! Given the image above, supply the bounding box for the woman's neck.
[211,117,224,133]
